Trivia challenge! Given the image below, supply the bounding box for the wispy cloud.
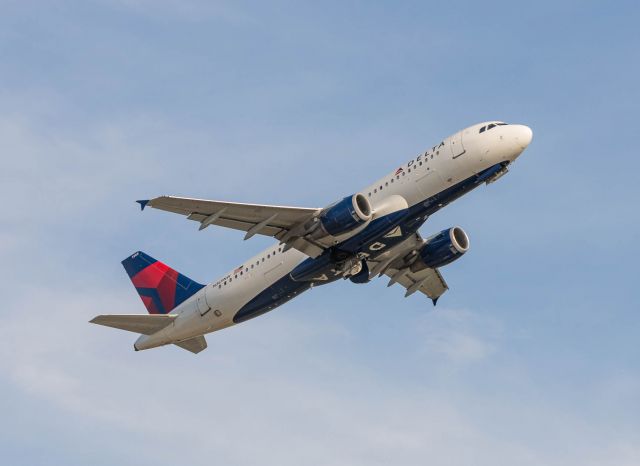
[417,308,497,365]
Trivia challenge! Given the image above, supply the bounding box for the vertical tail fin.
[122,251,204,314]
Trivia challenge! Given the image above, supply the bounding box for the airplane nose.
[515,125,533,149]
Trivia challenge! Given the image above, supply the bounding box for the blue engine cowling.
[319,193,373,237]
[413,226,470,270]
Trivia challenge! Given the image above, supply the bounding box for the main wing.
[366,232,449,304]
[383,266,448,303]
[139,196,325,257]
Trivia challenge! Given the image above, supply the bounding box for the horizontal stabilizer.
[174,335,207,354]
[90,314,176,335]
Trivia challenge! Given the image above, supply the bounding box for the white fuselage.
[135,121,532,351]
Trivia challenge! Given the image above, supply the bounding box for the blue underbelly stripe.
[233,275,312,324]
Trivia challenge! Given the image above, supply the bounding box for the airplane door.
[449,131,465,158]
[197,291,211,316]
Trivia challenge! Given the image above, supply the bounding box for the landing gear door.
[449,131,465,158]
[197,289,211,316]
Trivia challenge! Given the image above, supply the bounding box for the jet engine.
[411,226,470,271]
[318,193,373,237]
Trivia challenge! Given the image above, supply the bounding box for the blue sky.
[1,1,639,465]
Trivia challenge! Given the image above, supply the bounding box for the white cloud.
[0,294,495,466]
[417,308,497,365]
[1,284,638,466]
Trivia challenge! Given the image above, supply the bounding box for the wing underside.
[384,266,448,302]
[366,232,450,303]
[142,196,325,257]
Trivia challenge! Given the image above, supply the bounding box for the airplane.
[91,121,532,354]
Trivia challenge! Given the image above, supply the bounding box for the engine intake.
[412,226,469,270]
[319,193,372,237]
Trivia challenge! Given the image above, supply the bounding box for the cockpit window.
[479,122,508,133]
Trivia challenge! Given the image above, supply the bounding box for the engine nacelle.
[412,226,470,271]
[318,193,372,237]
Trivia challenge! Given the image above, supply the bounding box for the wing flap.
[386,267,449,301]
[186,213,284,237]
[90,314,176,335]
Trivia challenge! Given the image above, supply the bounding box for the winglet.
[432,297,439,306]
[136,200,150,211]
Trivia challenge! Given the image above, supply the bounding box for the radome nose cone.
[517,125,533,148]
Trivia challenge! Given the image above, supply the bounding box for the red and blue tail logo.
[122,251,204,314]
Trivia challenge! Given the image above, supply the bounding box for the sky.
[1,1,639,465]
